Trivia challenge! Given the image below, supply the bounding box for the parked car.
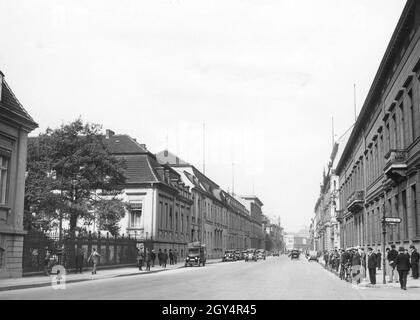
[308,250,318,262]
[222,250,236,262]
[256,249,266,260]
[272,251,280,257]
[235,251,242,260]
[245,249,257,262]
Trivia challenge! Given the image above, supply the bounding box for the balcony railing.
[384,149,407,181]
[346,190,365,213]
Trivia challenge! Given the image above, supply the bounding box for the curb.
[0,260,222,292]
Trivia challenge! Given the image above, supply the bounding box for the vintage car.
[308,250,319,262]
[222,250,237,262]
[289,249,300,260]
[256,249,266,260]
[235,251,242,260]
[185,242,207,267]
[245,249,257,262]
[241,250,248,260]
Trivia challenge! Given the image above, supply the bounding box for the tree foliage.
[25,118,127,236]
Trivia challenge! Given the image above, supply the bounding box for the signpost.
[381,199,402,284]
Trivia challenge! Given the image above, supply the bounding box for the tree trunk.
[69,212,78,238]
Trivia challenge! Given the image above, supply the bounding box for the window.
[412,185,419,237]
[409,90,416,141]
[395,195,400,240]
[159,202,163,228]
[0,247,4,269]
[399,103,406,148]
[0,155,9,205]
[165,204,168,229]
[169,206,173,230]
[129,202,142,228]
[402,190,408,239]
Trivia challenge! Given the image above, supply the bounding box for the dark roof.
[103,135,148,154]
[117,154,159,183]
[0,79,37,129]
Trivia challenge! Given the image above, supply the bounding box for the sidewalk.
[0,258,221,292]
[318,257,420,289]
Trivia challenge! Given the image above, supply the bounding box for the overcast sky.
[0,0,407,232]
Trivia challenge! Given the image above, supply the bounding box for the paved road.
[1,255,419,299]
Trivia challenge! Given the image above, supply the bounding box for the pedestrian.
[339,249,346,280]
[44,249,51,276]
[352,248,361,284]
[75,247,84,274]
[385,247,391,279]
[367,247,377,285]
[360,248,367,279]
[137,249,144,271]
[376,249,382,270]
[163,249,168,268]
[158,249,163,266]
[88,248,101,275]
[145,249,151,271]
[387,244,399,283]
[169,249,174,265]
[151,250,156,268]
[395,246,411,290]
[174,249,178,264]
[323,251,329,269]
[409,245,419,279]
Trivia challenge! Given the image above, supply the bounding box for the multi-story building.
[336,0,420,251]
[0,71,38,278]
[102,131,194,259]
[156,150,266,257]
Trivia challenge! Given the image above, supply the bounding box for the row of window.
[339,73,420,207]
[341,185,420,246]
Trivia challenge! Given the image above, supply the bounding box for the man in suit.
[367,247,377,285]
[387,244,399,283]
[376,249,382,270]
[396,246,411,290]
[352,248,361,284]
[409,245,419,279]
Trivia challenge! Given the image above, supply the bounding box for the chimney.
[0,71,3,101]
[106,129,115,139]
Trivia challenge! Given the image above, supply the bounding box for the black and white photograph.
[1,0,420,305]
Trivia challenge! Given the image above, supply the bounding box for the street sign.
[383,217,402,224]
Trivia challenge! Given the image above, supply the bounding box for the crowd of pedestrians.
[137,248,180,271]
[321,244,419,290]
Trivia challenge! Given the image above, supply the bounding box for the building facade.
[336,0,420,251]
[0,71,38,278]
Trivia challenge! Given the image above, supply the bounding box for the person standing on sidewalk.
[395,246,411,290]
[158,249,163,267]
[162,249,168,268]
[44,249,51,276]
[75,247,84,274]
[88,248,101,275]
[151,250,156,268]
[145,249,151,271]
[387,244,399,283]
[137,249,144,271]
[367,247,377,285]
[174,249,178,264]
[376,249,382,270]
[169,249,174,265]
[409,245,419,279]
[352,248,361,284]
[360,248,367,279]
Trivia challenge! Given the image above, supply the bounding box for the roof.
[240,195,264,207]
[0,78,38,130]
[118,154,159,183]
[103,135,148,154]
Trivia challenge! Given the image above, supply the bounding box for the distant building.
[284,228,311,251]
[0,72,38,278]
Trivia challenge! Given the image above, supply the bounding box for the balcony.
[384,149,407,182]
[346,191,365,213]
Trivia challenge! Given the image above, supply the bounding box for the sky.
[0,0,407,233]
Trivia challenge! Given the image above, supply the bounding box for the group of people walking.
[136,248,179,271]
[322,244,419,290]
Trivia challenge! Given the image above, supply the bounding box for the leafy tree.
[25,118,127,237]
